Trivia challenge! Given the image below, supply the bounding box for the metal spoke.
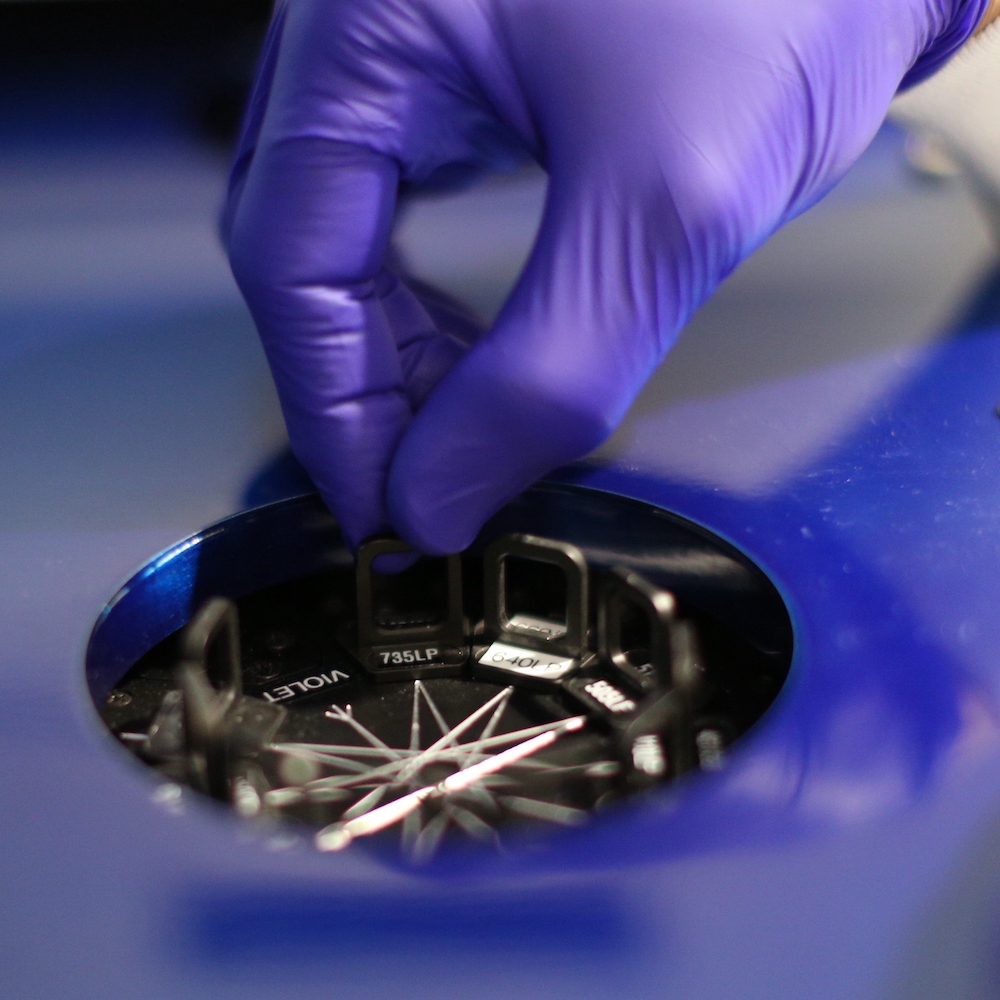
[433,716,570,761]
[410,811,449,863]
[301,760,420,792]
[401,803,423,853]
[299,717,582,793]
[341,783,391,820]
[313,716,585,851]
[416,680,450,738]
[273,742,414,760]
[479,690,512,742]
[443,803,499,844]
[475,718,583,751]
[471,773,518,791]
[409,682,422,751]
[306,786,353,804]
[495,759,620,775]
[456,688,512,766]
[450,783,501,816]
[394,687,515,784]
[324,704,403,760]
[269,746,372,773]
[280,681,597,853]
[263,787,305,808]
[500,796,588,826]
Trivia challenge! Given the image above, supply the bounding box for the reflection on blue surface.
[556,266,1000,860]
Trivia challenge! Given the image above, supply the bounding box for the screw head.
[106,690,133,708]
[266,630,294,652]
[250,659,281,681]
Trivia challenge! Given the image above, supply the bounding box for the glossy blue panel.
[558,283,1000,859]
[5,75,1000,998]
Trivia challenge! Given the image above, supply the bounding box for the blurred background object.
[0,0,272,148]
[0,0,284,534]
[891,20,1000,240]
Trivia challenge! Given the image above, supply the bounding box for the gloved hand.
[225,0,988,554]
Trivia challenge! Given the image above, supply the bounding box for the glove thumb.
[387,175,690,553]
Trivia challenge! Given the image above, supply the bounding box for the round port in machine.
[87,483,793,862]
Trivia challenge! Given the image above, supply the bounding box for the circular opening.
[88,483,793,862]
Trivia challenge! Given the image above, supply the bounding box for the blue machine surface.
[4,60,1000,998]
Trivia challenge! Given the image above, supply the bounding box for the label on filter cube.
[377,647,440,666]
[479,641,576,680]
[582,679,636,714]
[505,613,568,641]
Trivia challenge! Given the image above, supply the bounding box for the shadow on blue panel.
[182,885,637,965]
[549,262,1000,862]
[243,449,316,509]
[952,262,1000,334]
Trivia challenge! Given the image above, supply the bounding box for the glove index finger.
[228,135,409,550]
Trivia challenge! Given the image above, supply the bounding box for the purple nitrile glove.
[226,0,988,554]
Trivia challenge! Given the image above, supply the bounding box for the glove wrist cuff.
[901,0,992,89]
[979,0,1000,30]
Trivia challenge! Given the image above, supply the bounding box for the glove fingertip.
[387,465,485,556]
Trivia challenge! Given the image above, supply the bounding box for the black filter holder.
[355,536,467,680]
[178,597,241,799]
[563,567,703,779]
[181,595,242,694]
[482,533,589,658]
[178,597,285,800]
[599,566,677,693]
